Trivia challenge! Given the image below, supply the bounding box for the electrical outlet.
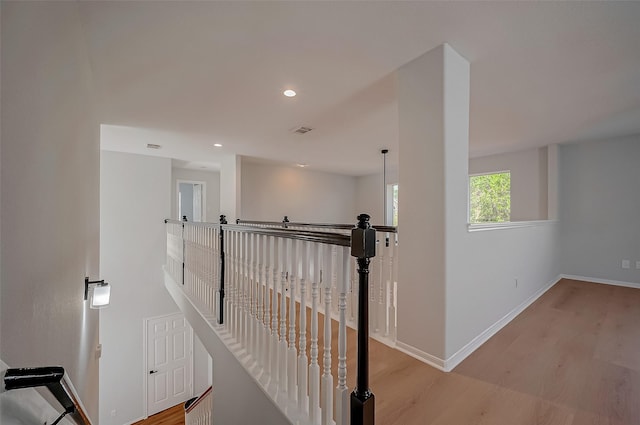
[622,260,630,269]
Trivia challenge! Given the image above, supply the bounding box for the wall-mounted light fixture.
[84,277,111,309]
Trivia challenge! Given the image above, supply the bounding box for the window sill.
[468,219,558,232]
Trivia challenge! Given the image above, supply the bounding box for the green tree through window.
[469,172,511,223]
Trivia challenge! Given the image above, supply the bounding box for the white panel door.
[147,313,193,416]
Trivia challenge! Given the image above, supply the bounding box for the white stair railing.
[235,218,399,347]
[185,386,212,425]
[165,218,358,425]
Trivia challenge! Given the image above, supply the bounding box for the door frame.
[176,179,207,222]
[142,312,194,419]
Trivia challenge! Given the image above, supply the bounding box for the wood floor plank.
[389,279,640,425]
[132,404,184,425]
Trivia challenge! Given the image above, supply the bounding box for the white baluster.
[209,227,213,316]
[255,233,263,369]
[238,231,245,346]
[205,227,209,313]
[247,232,253,351]
[225,229,231,331]
[263,234,271,372]
[378,235,387,336]
[229,230,236,334]
[249,232,256,360]
[244,232,251,350]
[202,227,205,308]
[309,244,321,423]
[335,247,350,425]
[370,239,378,334]
[298,241,309,413]
[185,226,191,293]
[197,227,201,307]
[279,238,288,392]
[234,231,241,342]
[271,236,279,381]
[197,226,201,302]
[287,239,298,400]
[321,244,333,425]
[332,246,339,316]
[389,233,398,341]
[224,228,230,329]
[215,227,220,323]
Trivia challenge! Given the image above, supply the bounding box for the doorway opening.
[177,180,206,222]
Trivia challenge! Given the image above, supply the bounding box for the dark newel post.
[351,213,376,425]
[282,215,289,228]
[218,214,227,324]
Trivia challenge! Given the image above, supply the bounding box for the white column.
[220,154,242,222]
[547,144,559,220]
[397,43,470,362]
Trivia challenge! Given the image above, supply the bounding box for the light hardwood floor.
[371,278,640,425]
[138,278,640,425]
[133,404,184,425]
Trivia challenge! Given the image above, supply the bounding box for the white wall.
[354,168,398,226]
[1,2,100,421]
[172,168,221,222]
[220,154,242,222]
[446,223,560,360]
[100,151,184,424]
[559,135,640,284]
[397,44,561,368]
[241,160,357,223]
[397,44,466,359]
[470,147,548,221]
[193,334,212,396]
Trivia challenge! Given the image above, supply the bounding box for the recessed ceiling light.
[283,89,297,97]
[213,143,222,147]
[297,163,307,168]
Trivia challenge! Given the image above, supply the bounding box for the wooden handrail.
[165,219,351,247]
[185,386,212,414]
[237,218,398,233]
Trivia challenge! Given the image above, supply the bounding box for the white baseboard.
[442,274,562,371]
[395,275,563,373]
[394,341,446,371]
[560,274,640,290]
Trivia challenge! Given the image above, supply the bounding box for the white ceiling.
[86,1,640,176]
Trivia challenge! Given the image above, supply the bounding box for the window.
[469,171,510,223]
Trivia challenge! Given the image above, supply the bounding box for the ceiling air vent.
[146,143,161,149]
[292,126,313,135]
